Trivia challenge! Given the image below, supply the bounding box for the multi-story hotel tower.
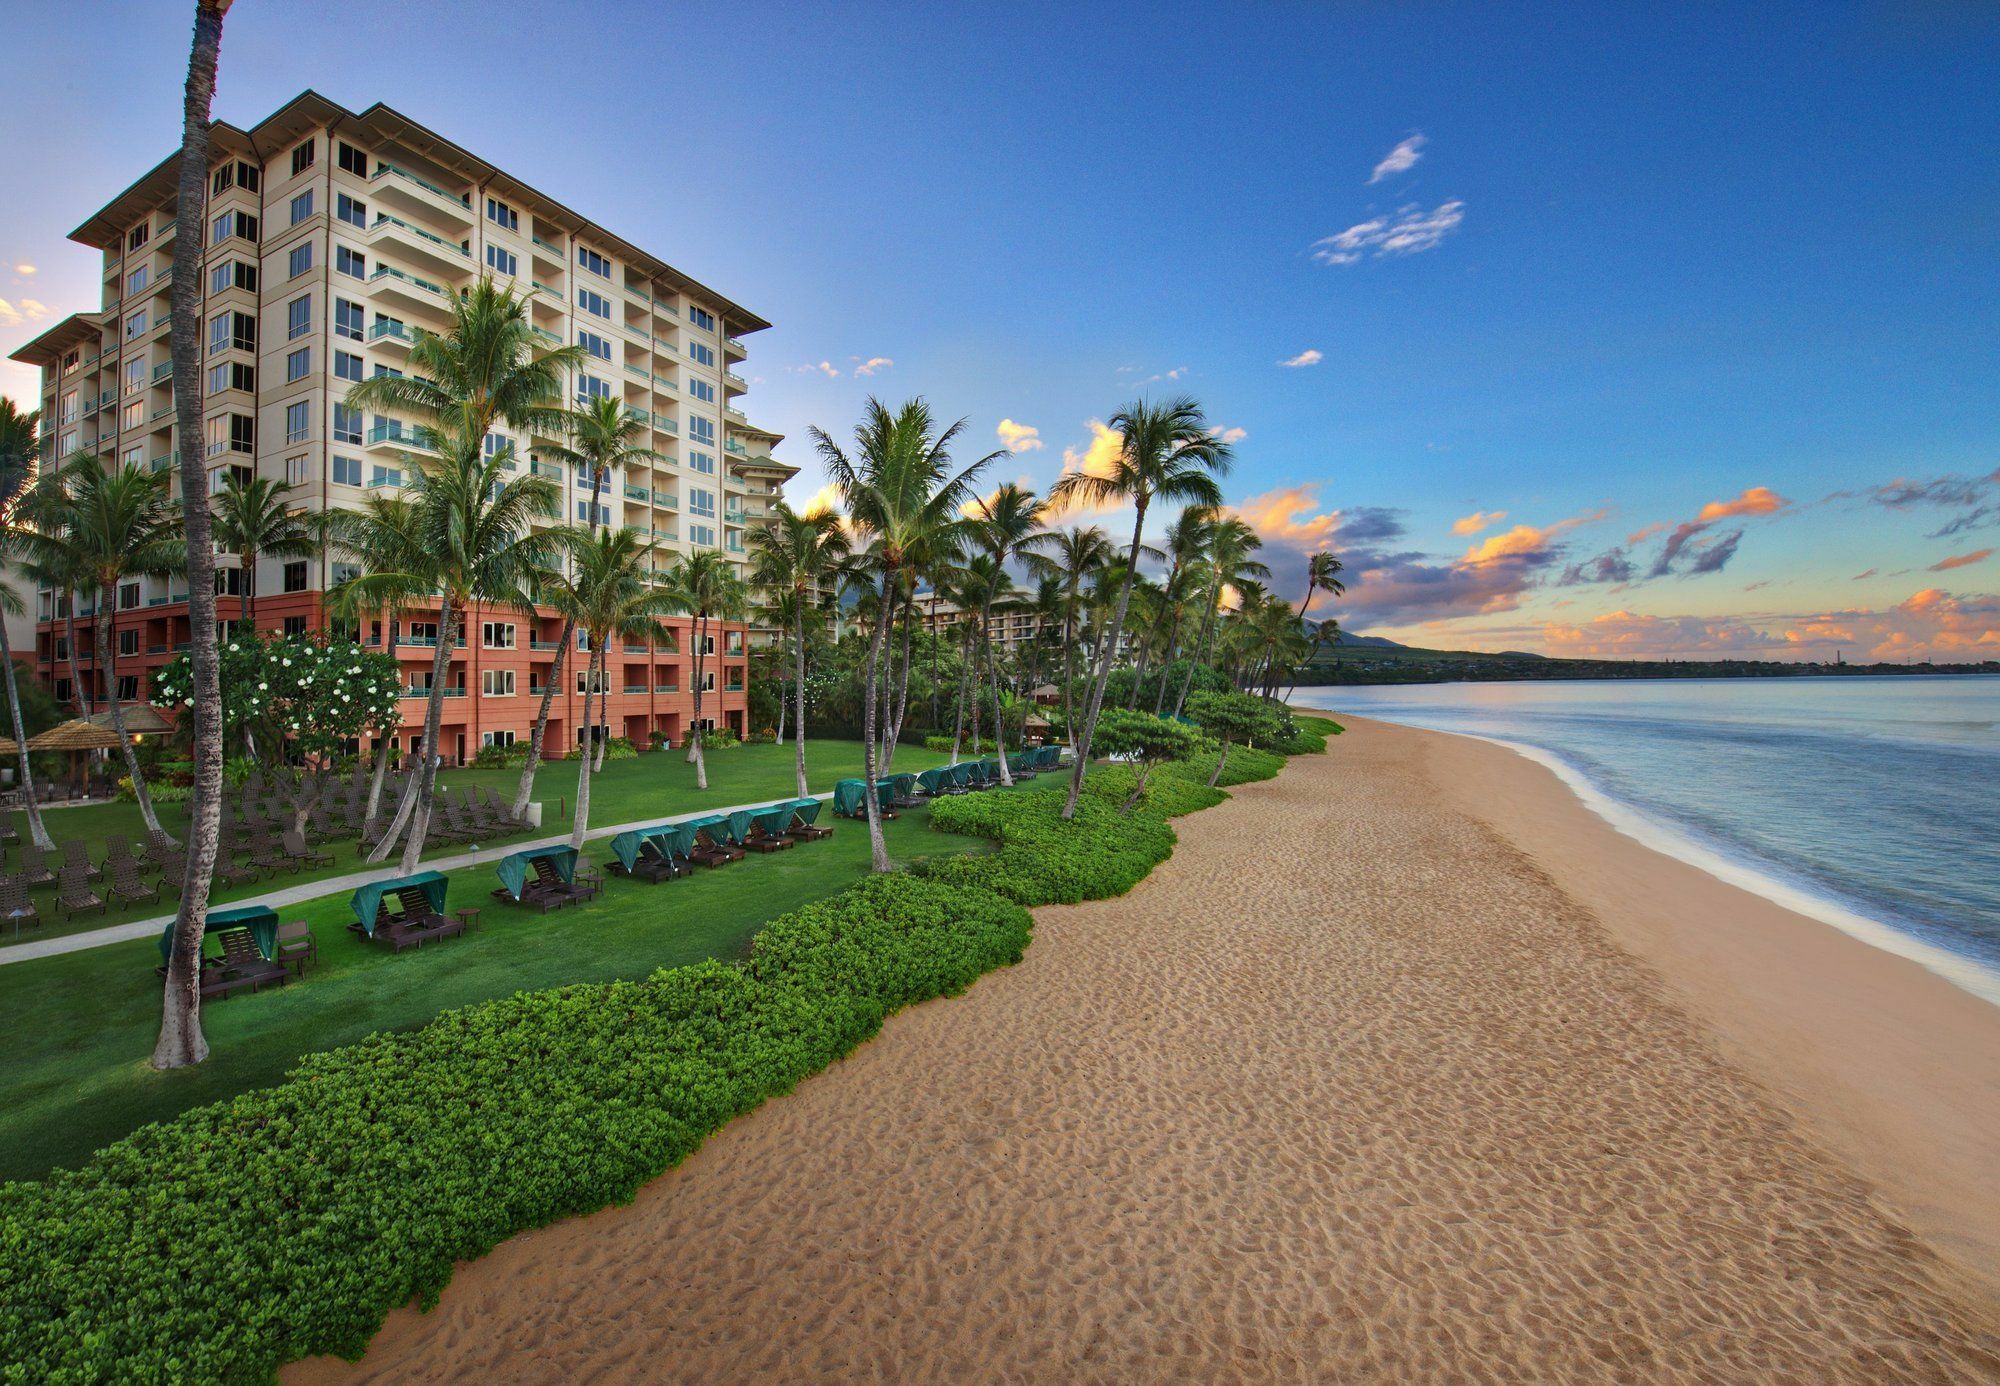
[8,91,795,761]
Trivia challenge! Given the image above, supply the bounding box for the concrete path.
[0,792,834,967]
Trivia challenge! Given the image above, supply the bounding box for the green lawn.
[2,739,962,944]
[0,741,1005,1182]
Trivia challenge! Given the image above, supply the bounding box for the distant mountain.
[1331,632,1411,650]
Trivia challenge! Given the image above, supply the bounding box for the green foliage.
[116,776,191,804]
[601,736,638,761]
[682,726,739,750]
[471,741,532,769]
[1276,713,1342,755]
[1090,708,1199,769]
[1186,690,1284,748]
[923,734,997,754]
[152,632,403,758]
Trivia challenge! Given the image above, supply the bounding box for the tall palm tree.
[210,474,314,627]
[969,483,1050,785]
[341,422,559,869]
[813,398,999,871]
[748,501,850,798]
[157,0,231,1072]
[1145,506,1215,712]
[669,550,746,791]
[1173,515,1269,718]
[510,394,655,814]
[1025,524,1114,753]
[323,493,430,818]
[562,527,682,847]
[21,455,184,835]
[0,401,55,850]
[1288,615,1340,704]
[1301,549,1346,624]
[1049,397,1231,819]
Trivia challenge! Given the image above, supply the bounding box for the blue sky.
[3,0,1997,658]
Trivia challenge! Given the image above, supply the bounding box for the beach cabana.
[27,718,121,798]
[494,845,587,910]
[786,797,832,841]
[158,904,289,999]
[725,807,761,847]
[916,766,958,798]
[888,772,923,807]
[348,869,460,952]
[745,803,797,852]
[832,778,867,817]
[947,761,976,791]
[682,813,742,866]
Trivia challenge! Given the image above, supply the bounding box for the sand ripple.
[292,726,2000,1383]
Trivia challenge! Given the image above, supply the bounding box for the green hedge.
[0,726,1323,1381]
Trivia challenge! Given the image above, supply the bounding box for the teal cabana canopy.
[832,778,867,816]
[725,807,760,845]
[916,766,951,795]
[162,903,278,965]
[349,870,449,935]
[683,812,727,845]
[789,797,822,827]
[947,762,974,789]
[496,845,579,901]
[751,804,794,838]
[659,820,701,858]
[890,772,917,799]
[874,777,899,802]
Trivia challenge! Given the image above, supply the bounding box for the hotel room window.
[332,454,362,486]
[285,401,311,445]
[334,350,362,383]
[689,488,715,518]
[688,379,715,402]
[337,141,366,176]
[687,305,715,331]
[332,403,362,445]
[688,417,715,444]
[336,247,365,279]
[482,670,516,697]
[578,288,612,319]
[127,223,148,252]
[125,359,144,394]
[290,190,314,225]
[576,373,611,404]
[125,310,147,338]
[334,298,363,341]
[578,329,611,360]
[577,246,611,277]
[289,242,313,278]
[336,193,366,228]
[285,455,308,486]
[286,347,311,383]
[686,449,715,475]
[288,295,313,341]
[291,139,315,176]
[486,244,517,277]
[126,267,147,296]
[486,197,518,232]
[688,342,715,366]
[283,562,309,594]
[482,622,517,650]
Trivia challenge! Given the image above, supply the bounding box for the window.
[481,729,518,749]
[127,223,149,252]
[118,628,140,656]
[122,446,143,470]
[291,139,315,176]
[337,141,366,176]
[485,244,516,276]
[207,361,254,395]
[290,190,314,225]
[481,669,516,697]
[576,373,612,403]
[334,350,362,383]
[127,266,148,296]
[207,310,256,356]
[205,413,254,457]
[210,259,256,294]
[116,675,141,703]
[689,524,716,547]
[687,305,715,331]
[334,298,363,341]
[57,429,76,458]
[286,347,311,383]
[120,400,143,430]
[285,400,311,444]
[485,196,518,232]
[688,342,715,367]
[59,390,78,424]
[575,499,611,526]
[689,487,716,518]
[285,455,308,485]
[577,288,611,319]
[287,295,313,340]
[688,379,715,403]
[688,416,715,444]
[125,359,145,395]
[336,192,366,228]
[332,454,362,486]
[332,562,361,586]
[288,241,313,278]
[210,210,258,245]
[336,246,365,279]
[125,310,148,339]
[482,622,517,649]
[408,621,439,643]
[578,330,611,361]
[61,349,81,375]
[577,246,611,277]
[371,464,402,488]
[275,559,308,595]
[332,403,362,444]
[283,616,309,638]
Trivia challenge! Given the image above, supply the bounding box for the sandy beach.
[292,717,2000,1383]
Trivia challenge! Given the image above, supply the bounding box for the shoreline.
[290,720,1999,1381]
[1319,713,2000,1299]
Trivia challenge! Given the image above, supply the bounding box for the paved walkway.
[0,791,834,967]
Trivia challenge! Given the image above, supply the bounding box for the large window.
[285,400,311,444]
[688,379,715,403]
[209,210,258,245]
[332,403,362,444]
[576,373,612,403]
[687,416,715,444]
[687,449,715,475]
[126,267,148,297]
[289,190,314,225]
[485,196,518,232]
[577,246,611,277]
[209,260,257,294]
[286,347,311,383]
[336,246,365,280]
[482,622,516,650]
[688,487,716,518]
[334,298,363,341]
[290,139,316,176]
[485,244,516,277]
[482,669,516,697]
[332,454,362,486]
[689,523,716,548]
[288,241,313,278]
[577,289,611,319]
[688,342,715,367]
[207,361,254,395]
[333,350,362,383]
[287,295,313,340]
[337,141,367,176]
[125,310,147,339]
[336,193,366,228]
[578,329,611,360]
[283,561,309,593]
[687,305,715,331]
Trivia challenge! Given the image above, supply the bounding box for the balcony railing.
[367,420,431,449]
[654,683,679,694]
[368,263,449,300]
[151,361,173,382]
[623,484,649,501]
[368,319,413,345]
[371,212,469,257]
[621,684,648,695]
[530,459,563,479]
[531,234,563,256]
[370,161,470,208]
[529,639,562,651]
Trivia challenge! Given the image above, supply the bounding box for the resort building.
[904,588,1131,659]
[7,91,795,761]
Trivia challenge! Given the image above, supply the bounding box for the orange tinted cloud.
[1048,421,1127,518]
[1460,507,1607,567]
[1231,484,1341,546]
[1929,548,1993,572]
[1696,486,1788,522]
[1532,588,1999,662]
[1451,509,1507,536]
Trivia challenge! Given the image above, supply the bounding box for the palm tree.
[969,483,1050,785]
[323,493,430,818]
[1173,516,1269,718]
[0,401,55,851]
[210,474,313,627]
[748,502,850,798]
[341,421,560,869]
[563,527,682,848]
[1301,549,1346,624]
[156,0,231,1072]
[813,398,999,871]
[21,455,184,835]
[1146,506,1215,713]
[1288,615,1339,704]
[1049,397,1231,819]
[669,550,747,791]
[1026,524,1114,753]
[510,394,656,814]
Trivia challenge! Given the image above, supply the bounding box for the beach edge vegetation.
[0,717,1337,1382]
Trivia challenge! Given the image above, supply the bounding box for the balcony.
[654,683,679,694]
[724,335,747,359]
[151,361,173,382]
[369,162,474,228]
[367,263,452,318]
[624,484,650,502]
[529,325,561,348]
[529,639,562,651]
[530,459,564,479]
[622,643,649,654]
[653,493,678,511]
[369,212,471,275]
[621,685,648,695]
[625,407,654,428]
[625,364,652,384]
[531,233,564,261]
[723,438,747,457]
[722,370,747,394]
[366,419,433,453]
[367,318,414,351]
[723,406,748,424]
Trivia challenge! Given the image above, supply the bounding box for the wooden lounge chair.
[744,807,795,853]
[18,847,57,890]
[56,864,106,920]
[106,855,161,907]
[247,833,299,876]
[275,920,317,975]
[58,839,103,883]
[632,836,685,882]
[281,828,335,870]
[0,875,40,933]
[200,929,290,999]
[687,821,743,868]
[357,884,464,953]
[532,852,596,906]
[786,800,834,842]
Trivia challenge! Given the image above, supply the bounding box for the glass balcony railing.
[371,212,469,257]
[368,319,413,345]
[624,484,649,501]
[369,263,448,299]
[531,234,563,256]
[626,407,654,427]
[367,420,431,448]
[151,361,173,382]
[370,161,470,208]
[529,326,560,347]
[530,459,563,479]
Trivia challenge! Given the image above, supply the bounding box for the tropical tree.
[670,550,747,791]
[510,394,655,813]
[1049,397,1231,819]
[1301,549,1346,623]
[561,527,681,847]
[968,482,1050,784]
[0,401,55,850]
[1173,515,1269,718]
[748,500,850,798]
[210,473,313,626]
[1146,506,1215,712]
[156,0,231,1072]
[323,492,430,819]
[1026,524,1114,752]
[340,421,560,869]
[20,455,184,835]
[1090,708,1198,814]
[1186,689,1283,787]
[813,398,999,871]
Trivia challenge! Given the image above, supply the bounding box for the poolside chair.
[281,828,335,870]
[207,928,291,997]
[247,833,299,876]
[744,805,796,853]
[58,839,103,883]
[686,817,742,867]
[887,773,923,809]
[275,920,317,975]
[18,847,57,890]
[55,864,105,920]
[138,828,178,866]
[785,798,833,842]
[0,876,40,933]
[106,854,161,908]
[0,817,19,847]
[635,833,687,881]
[535,851,598,904]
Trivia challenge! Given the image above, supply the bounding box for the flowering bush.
[152,632,404,762]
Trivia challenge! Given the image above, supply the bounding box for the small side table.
[455,907,480,935]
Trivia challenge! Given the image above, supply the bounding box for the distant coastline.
[1299,646,2000,686]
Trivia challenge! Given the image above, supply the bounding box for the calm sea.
[1296,676,2000,1004]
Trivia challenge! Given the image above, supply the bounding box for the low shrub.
[117,776,192,804]
[601,736,638,761]
[1275,713,1342,756]
[923,734,997,755]
[471,741,532,769]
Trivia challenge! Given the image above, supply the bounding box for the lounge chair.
[18,847,57,890]
[684,815,742,867]
[281,828,335,870]
[138,828,178,866]
[629,829,688,882]
[745,804,796,852]
[106,854,161,907]
[56,864,105,919]
[887,773,923,808]
[58,839,103,883]
[0,818,18,847]
[247,833,299,876]
[494,847,594,909]
[350,871,461,953]
[785,797,833,842]
[275,920,317,975]
[206,928,291,997]
[0,875,40,933]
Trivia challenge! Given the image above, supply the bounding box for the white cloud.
[996,418,1044,453]
[1368,133,1427,184]
[12,263,35,277]
[0,297,48,327]
[851,356,893,377]
[790,361,841,378]
[1211,425,1248,444]
[1278,349,1323,368]
[1310,201,1465,265]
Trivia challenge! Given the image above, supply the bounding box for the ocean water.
[1296,677,2000,1004]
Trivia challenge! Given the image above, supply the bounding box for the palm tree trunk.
[239,553,253,626]
[884,589,913,772]
[571,639,598,850]
[0,618,55,850]
[1063,504,1147,821]
[859,569,894,873]
[386,602,453,872]
[155,0,227,1072]
[367,622,402,820]
[1173,585,1221,719]
[979,586,1012,786]
[1152,609,1182,716]
[63,597,86,715]
[792,597,809,798]
[1060,602,1077,752]
[690,616,708,790]
[685,621,702,766]
[948,617,971,764]
[98,606,165,835]
[510,617,571,818]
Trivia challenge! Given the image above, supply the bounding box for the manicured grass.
[1,739,961,944]
[0,788,994,1182]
